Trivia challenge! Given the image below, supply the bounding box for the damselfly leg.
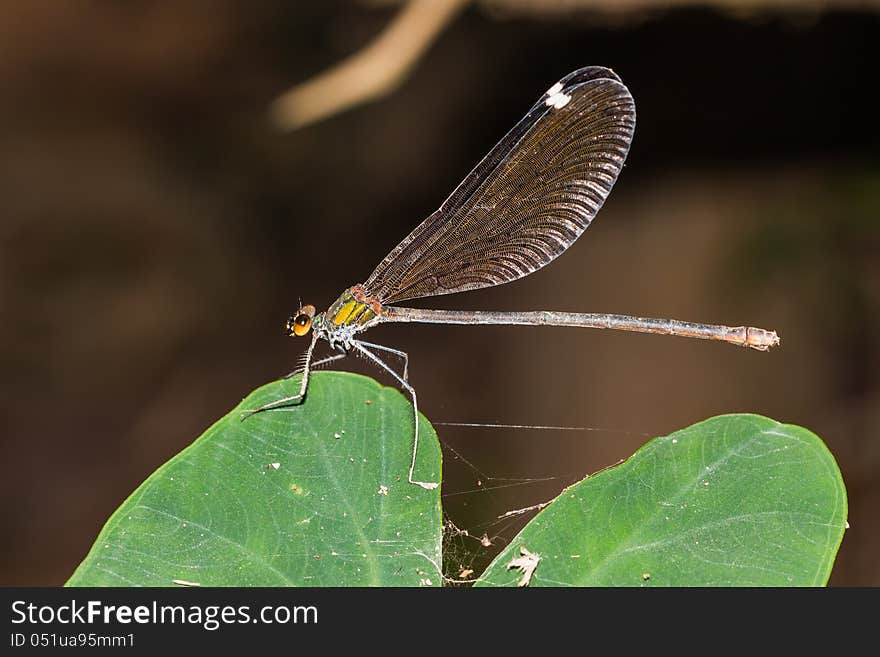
[282,352,347,379]
[242,332,319,419]
[355,340,410,381]
[351,340,437,490]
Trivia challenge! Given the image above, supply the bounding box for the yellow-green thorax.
[324,286,382,332]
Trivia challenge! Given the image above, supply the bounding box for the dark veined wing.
[362,66,635,305]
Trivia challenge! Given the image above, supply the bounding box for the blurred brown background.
[1,1,877,586]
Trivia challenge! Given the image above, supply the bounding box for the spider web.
[434,423,649,586]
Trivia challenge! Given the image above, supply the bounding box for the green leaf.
[67,372,443,587]
[475,414,847,587]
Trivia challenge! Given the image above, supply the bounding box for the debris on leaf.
[506,545,540,587]
[172,579,201,587]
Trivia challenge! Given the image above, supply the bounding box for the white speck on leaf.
[506,545,540,587]
[172,579,201,587]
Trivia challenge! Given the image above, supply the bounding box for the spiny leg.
[356,340,410,380]
[352,340,438,490]
[242,332,319,420]
[283,352,346,379]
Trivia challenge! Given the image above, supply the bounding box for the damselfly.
[249,66,779,489]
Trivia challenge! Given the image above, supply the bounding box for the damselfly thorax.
[247,66,780,491]
[287,286,385,347]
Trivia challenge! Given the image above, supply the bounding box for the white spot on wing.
[546,81,564,96]
[545,91,571,109]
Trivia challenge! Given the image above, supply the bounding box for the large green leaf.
[476,414,846,587]
[67,372,443,587]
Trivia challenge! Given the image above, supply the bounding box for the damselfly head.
[286,304,316,337]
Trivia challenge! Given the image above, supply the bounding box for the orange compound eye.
[291,313,312,336]
[286,304,316,336]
